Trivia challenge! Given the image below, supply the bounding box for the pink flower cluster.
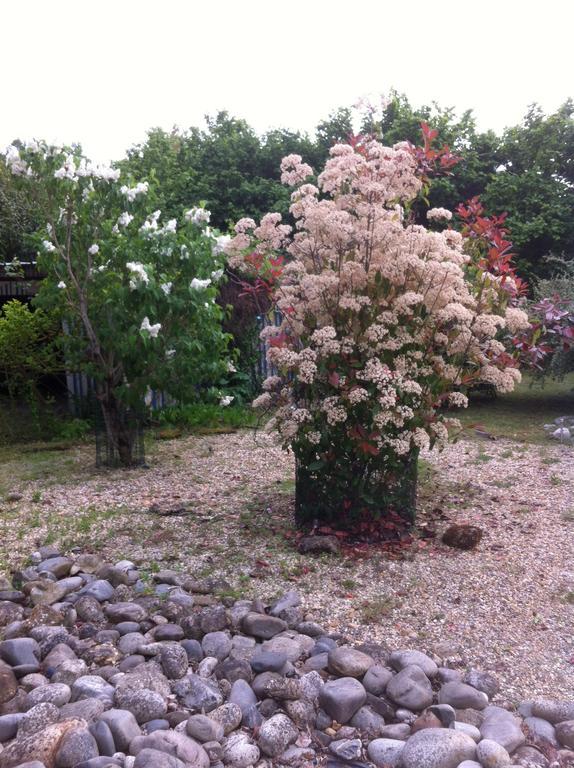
[227,139,527,461]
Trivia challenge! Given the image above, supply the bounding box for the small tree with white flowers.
[3,141,231,465]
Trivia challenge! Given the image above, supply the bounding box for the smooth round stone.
[71,675,115,702]
[389,650,439,678]
[89,719,116,757]
[257,713,298,757]
[25,683,71,709]
[311,636,338,655]
[0,713,24,742]
[153,624,184,642]
[363,665,393,696]
[114,688,167,724]
[556,721,574,749]
[380,723,411,740]
[209,702,243,734]
[95,630,120,644]
[367,738,406,767]
[387,666,433,711]
[524,716,559,747]
[350,705,386,738]
[215,657,252,684]
[438,682,489,710]
[400,728,477,768]
[181,640,203,664]
[0,660,19,702]
[81,580,115,602]
[531,699,574,724]
[116,622,141,636]
[222,732,260,767]
[55,726,99,767]
[242,613,287,639]
[250,650,287,673]
[229,679,258,715]
[464,669,499,698]
[119,655,146,673]
[330,738,362,761]
[476,738,512,767]
[104,603,147,623]
[454,721,481,742]
[480,708,526,753]
[319,678,367,724]
[144,719,170,734]
[202,632,232,661]
[99,709,142,752]
[328,646,375,678]
[186,714,224,743]
[438,667,463,683]
[197,656,218,678]
[119,633,146,655]
[130,730,209,768]
[18,702,60,737]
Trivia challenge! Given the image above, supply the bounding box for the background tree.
[3,141,231,466]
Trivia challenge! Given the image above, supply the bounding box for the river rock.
[328,646,374,677]
[0,718,85,768]
[556,720,574,749]
[222,732,260,767]
[367,737,405,767]
[241,613,286,639]
[438,682,489,710]
[54,726,99,767]
[186,714,224,743]
[0,662,18,704]
[130,730,209,768]
[257,713,298,757]
[386,665,433,711]
[389,650,438,678]
[399,727,477,767]
[479,707,525,753]
[98,709,141,752]
[319,677,367,724]
[476,738,512,767]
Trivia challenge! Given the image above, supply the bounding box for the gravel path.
[1,430,573,702]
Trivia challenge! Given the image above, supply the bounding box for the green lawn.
[457,373,574,443]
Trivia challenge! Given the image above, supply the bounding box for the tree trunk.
[96,382,135,467]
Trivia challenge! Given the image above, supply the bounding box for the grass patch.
[360,595,397,623]
[156,404,258,434]
[457,373,574,444]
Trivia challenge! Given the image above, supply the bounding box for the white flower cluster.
[212,235,231,255]
[140,210,162,235]
[88,244,99,255]
[117,211,134,228]
[126,262,149,290]
[190,277,211,290]
[54,155,120,182]
[185,207,211,225]
[220,395,234,407]
[42,240,56,253]
[3,145,28,176]
[120,181,149,201]
[140,316,161,338]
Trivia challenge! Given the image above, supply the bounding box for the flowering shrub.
[2,141,232,465]
[227,137,529,526]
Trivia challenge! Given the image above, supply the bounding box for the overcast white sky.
[2,0,572,162]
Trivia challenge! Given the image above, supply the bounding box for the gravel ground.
[1,429,573,703]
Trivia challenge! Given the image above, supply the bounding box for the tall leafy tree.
[3,141,231,466]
